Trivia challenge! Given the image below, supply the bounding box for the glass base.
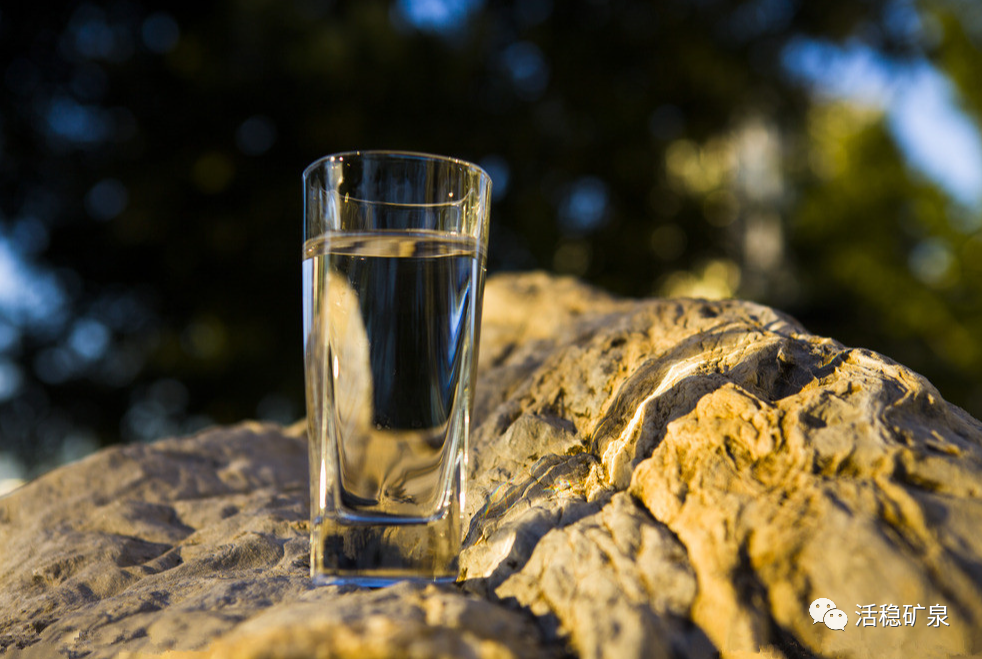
[311,504,461,587]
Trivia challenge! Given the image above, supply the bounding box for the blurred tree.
[0,0,978,477]
[788,104,982,402]
[783,4,982,414]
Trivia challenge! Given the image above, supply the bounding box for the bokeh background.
[2,0,982,490]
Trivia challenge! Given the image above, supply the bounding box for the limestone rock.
[2,271,981,659]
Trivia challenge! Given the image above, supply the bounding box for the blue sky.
[783,37,982,210]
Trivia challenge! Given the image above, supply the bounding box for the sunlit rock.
[2,272,981,659]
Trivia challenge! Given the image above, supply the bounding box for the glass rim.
[302,149,491,184]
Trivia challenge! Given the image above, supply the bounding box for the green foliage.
[782,3,982,415]
[789,104,982,408]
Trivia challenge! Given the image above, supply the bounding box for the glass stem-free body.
[303,153,490,586]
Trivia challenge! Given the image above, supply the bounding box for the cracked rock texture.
[2,271,982,658]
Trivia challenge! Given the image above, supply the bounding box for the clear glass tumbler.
[302,151,491,586]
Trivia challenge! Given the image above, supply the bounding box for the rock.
[0,421,553,659]
[2,271,982,658]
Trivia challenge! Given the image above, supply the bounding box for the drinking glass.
[302,151,491,586]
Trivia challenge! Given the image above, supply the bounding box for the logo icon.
[810,598,836,624]
[810,598,848,631]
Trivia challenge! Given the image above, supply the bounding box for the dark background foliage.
[1,0,980,480]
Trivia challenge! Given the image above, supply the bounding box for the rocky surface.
[2,271,982,658]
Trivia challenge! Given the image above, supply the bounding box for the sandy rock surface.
[2,271,981,658]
